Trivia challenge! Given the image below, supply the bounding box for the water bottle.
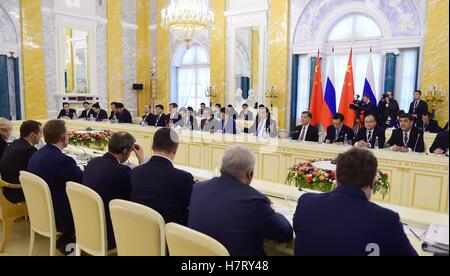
[318,132,323,144]
[344,134,348,146]
[72,113,78,120]
[374,136,380,150]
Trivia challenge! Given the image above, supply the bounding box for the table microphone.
[413,133,421,153]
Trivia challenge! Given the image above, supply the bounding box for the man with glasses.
[354,114,386,149]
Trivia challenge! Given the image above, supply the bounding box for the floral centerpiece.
[68,129,113,150]
[286,160,390,199]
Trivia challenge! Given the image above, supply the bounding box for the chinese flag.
[338,50,356,128]
[309,51,325,127]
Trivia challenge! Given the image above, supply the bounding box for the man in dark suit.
[239,104,254,134]
[131,128,195,226]
[141,105,155,125]
[294,148,417,256]
[361,94,377,119]
[200,108,220,132]
[292,111,319,142]
[0,118,12,159]
[83,132,145,249]
[115,103,133,124]
[109,102,118,120]
[248,106,278,138]
[27,120,83,253]
[325,113,354,144]
[429,130,449,155]
[79,102,95,120]
[189,145,293,256]
[91,103,109,122]
[0,121,43,203]
[387,113,425,152]
[57,102,77,119]
[147,105,167,127]
[416,112,442,133]
[174,108,198,130]
[167,103,182,125]
[378,91,400,129]
[197,103,207,117]
[409,90,428,120]
[218,107,237,134]
[354,114,386,149]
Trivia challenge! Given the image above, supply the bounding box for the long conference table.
[10,119,449,214]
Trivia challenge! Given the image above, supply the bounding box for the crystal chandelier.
[161,0,214,49]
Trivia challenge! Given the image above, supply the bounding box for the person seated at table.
[387,113,425,153]
[82,132,145,250]
[0,120,43,203]
[198,103,207,117]
[131,128,195,226]
[147,105,167,127]
[324,113,354,144]
[292,111,319,142]
[227,105,238,120]
[213,104,222,119]
[218,107,237,135]
[188,145,293,256]
[91,103,109,122]
[415,112,442,134]
[239,104,254,134]
[429,130,449,155]
[293,148,418,256]
[109,102,118,120]
[354,114,386,149]
[174,107,198,131]
[79,102,95,120]
[27,120,83,254]
[57,102,77,120]
[141,104,155,125]
[248,106,278,138]
[201,108,220,133]
[0,117,13,159]
[389,110,405,129]
[167,103,182,125]
[115,103,133,124]
[187,107,196,117]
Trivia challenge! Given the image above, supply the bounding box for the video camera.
[349,95,364,112]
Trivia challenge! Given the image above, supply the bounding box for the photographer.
[378,91,399,129]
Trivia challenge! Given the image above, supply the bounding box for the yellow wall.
[251,29,259,92]
[137,0,152,116]
[107,0,123,107]
[268,0,290,129]
[20,0,47,120]
[210,0,227,106]
[156,0,170,109]
[421,0,449,125]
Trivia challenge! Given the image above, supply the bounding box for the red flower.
[306,176,313,183]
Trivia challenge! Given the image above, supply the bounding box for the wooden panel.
[262,154,281,183]
[173,143,187,165]
[411,174,443,212]
[188,144,202,168]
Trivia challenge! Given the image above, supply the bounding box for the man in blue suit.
[218,107,237,134]
[188,145,293,256]
[131,128,195,226]
[82,132,145,249]
[27,120,83,253]
[293,148,417,256]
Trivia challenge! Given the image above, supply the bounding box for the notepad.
[422,225,449,255]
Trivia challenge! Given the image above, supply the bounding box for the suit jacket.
[292,125,319,142]
[167,112,182,125]
[409,100,428,119]
[219,119,237,135]
[57,109,77,119]
[416,120,442,134]
[238,110,254,121]
[378,99,399,128]
[387,127,425,152]
[109,111,116,120]
[117,109,133,124]
[148,113,167,127]
[95,109,109,122]
[0,138,37,203]
[201,118,220,132]
[142,113,155,125]
[429,130,449,154]
[79,109,95,120]
[82,153,132,249]
[248,117,278,138]
[325,124,354,143]
[362,101,377,118]
[174,116,199,130]
[354,127,386,148]
[27,144,83,235]
[131,156,195,226]
[293,185,417,256]
[0,139,7,160]
[188,174,293,256]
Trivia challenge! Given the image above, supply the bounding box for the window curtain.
[296,55,310,122]
[177,66,210,108]
[395,49,419,111]
[240,76,250,100]
[0,55,21,120]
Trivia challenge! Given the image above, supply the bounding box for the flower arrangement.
[68,130,113,150]
[286,160,391,199]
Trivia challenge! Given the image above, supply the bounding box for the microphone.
[413,133,421,153]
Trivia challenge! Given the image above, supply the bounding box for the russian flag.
[321,54,336,129]
[363,53,377,105]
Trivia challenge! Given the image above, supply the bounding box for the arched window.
[176,45,210,108]
[328,14,382,42]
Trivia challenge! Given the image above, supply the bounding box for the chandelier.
[161,0,214,49]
